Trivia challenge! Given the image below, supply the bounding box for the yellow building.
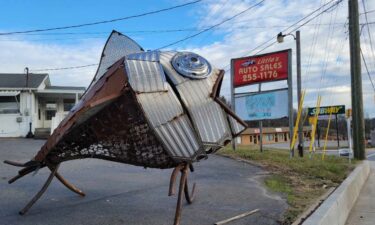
[239,126,312,145]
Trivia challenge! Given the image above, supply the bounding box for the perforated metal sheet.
[85,31,144,93]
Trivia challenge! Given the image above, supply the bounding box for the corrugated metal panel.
[160,54,231,145]
[127,51,159,62]
[125,59,167,93]
[189,101,230,144]
[137,87,200,158]
[137,85,183,127]
[228,114,246,136]
[126,52,202,160]
[155,116,200,158]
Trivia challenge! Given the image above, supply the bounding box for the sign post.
[230,56,236,150]
[335,114,340,147]
[231,49,293,154]
[346,109,353,163]
[287,49,294,157]
[308,105,345,148]
[258,83,263,152]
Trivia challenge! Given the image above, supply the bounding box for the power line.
[0,22,350,39]
[25,0,347,72]
[156,0,265,49]
[360,9,375,15]
[28,0,265,72]
[360,48,375,91]
[303,0,326,91]
[316,1,341,99]
[0,0,202,36]
[253,0,343,54]
[30,63,98,72]
[222,0,344,71]
[254,0,344,55]
[361,0,375,74]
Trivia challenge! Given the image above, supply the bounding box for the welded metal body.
[5,30,247,225]
[33,31,246,167]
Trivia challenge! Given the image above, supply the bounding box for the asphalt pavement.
[0,138,287,225]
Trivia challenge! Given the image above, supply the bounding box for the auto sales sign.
[232,49,290,87]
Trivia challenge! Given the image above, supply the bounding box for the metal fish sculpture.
[4,30,246,225]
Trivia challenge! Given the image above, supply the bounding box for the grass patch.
[218,146,357,224]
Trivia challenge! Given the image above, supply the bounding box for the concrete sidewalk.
[345,160,375,225]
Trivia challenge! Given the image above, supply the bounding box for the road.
[265,140,349,150]
[0,138,287,225]
[265,141,375,158]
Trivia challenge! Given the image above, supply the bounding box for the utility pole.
[276,33,297,157]
[348,0,365,160]
[335,114,340,147]
[230,60,237,150]
[296,30,303,157]
[259,83,263,152]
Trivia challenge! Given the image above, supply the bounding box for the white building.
[0,73,85,138]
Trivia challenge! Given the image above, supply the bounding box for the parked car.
[338,148,353,157]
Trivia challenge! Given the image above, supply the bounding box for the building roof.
[0,73,48,89]
[242,126,312,135]
[46,86,85,91]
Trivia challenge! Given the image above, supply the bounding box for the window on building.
[45,110,56,120]
[46,102,57,110]
[250,135,253,143]
[266,134,274,142]
[45,101,56,120]
[0,95,20,114]
[63,99,75,111]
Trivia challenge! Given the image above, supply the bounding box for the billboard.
[232,49,290,87]
[307,105,345,116]
[235,89,288,121]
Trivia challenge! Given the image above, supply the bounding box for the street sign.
[235,89,288,121]
[346,108,352,118]
[232,49,290,87]
[307,105,345,116]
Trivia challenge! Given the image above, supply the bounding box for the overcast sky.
[1,0,375,116]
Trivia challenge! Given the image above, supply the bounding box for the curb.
[302,160,370,225]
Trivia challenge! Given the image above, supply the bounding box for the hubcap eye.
[172,52,212,79]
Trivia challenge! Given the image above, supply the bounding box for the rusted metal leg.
[184,176,196,204]
[53,171,86,197]
[8,164,42,184]
[173,165,188,225]
[8,169,34,184]
[4,160,27,167]
[169,164,185,196]
[19,164,60,215]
